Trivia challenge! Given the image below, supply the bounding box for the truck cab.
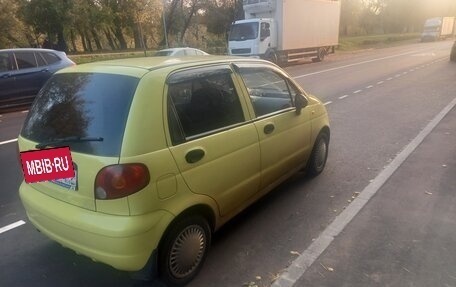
[228,19,277,61]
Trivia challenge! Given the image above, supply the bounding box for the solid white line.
[0,138,18,146]
[366,85,374,89]
[293,50,424,79]
[353,90,362,94]
[0,220,26,234]
[271,96,456,287]
[338,95,349,100]
[377,81,384,85]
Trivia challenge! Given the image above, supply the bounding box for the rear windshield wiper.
[35,136,104,149]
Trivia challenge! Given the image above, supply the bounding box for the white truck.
[421,17,455,42]
[228,0,341,65]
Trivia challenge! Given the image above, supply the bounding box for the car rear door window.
[36,52,47,67]
[14,52,38,69]
[167,66,245,144]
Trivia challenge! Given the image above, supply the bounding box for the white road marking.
[395,74,401,78]
[0,138,18,146]
[366,85,374,89]
[377,81,384,85]
[402,72,408,75]
[409,69,415,72]
[293,50,425,79]
[353,90,362,94]
[338,95,349,100]
[271,96,456,287]
[0,220,26,234]
[387,77,393,80]
[323,101,332,106]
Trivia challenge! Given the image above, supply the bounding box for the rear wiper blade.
[35,136,104,149]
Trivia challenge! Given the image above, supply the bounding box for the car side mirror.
[295,94,308,115]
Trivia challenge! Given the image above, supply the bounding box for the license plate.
[50,163,78,190]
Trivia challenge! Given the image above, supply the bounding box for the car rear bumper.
[19,182,174,271]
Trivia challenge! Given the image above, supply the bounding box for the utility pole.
[162,0,169,48]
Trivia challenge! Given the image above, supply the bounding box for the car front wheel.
[307,132,329,177]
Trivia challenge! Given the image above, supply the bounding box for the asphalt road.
[0,40,454,287]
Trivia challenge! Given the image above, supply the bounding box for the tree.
[0,0,30,48]
[20,0,72,51]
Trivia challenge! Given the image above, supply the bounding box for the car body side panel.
[254,108,312,190]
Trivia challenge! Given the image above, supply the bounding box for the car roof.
[59,55,272,78]
[158,47,196,52]
[0,48,65,54]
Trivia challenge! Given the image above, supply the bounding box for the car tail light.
[95,164,150,200]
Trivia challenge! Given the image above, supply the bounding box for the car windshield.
[229,22,259,41]
[155,50,173,56]
[21,73,139,156]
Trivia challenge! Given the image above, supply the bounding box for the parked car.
[451,41,456,62]
[154,47,209,56]
[0,48,75,112]
[18,56,329,286]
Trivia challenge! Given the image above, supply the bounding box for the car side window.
[41,52,60,64]
[36,52,47,67]
[238,67,294,117]
[0,53,14,72]
[14,52,38,69]
[167,67,245,144]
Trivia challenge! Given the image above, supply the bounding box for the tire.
[265,50,278,65]
[158,216,211,287]
[307,132,329,177]
[312,47,326,62]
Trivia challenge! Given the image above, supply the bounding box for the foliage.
[1,0,456,51]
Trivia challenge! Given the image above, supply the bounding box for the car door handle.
[185,149,205,164]
[264,123,275,134]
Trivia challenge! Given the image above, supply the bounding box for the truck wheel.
[312,48,326,62]
[158,216,211,286]
[265,50,278,65]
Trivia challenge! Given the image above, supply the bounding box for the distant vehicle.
[18,56,329,286]
[421,17,455,42]
[228,0,341,65]
[0,48,75,112]
[451,41,456,61]
[154,47,209,56]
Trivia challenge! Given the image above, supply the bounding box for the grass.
[68,33,422,64]
[338,33,421,51]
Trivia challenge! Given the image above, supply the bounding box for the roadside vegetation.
[1,0,454,64]
[67,32,423,64]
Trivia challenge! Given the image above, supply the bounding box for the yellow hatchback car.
[18,56,329,286]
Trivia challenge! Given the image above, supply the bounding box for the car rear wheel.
[307,132,329,177]
[159,216,211,286]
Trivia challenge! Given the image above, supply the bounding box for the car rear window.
[21,73,139,156]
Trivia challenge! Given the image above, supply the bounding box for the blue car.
[0,48,75,112]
